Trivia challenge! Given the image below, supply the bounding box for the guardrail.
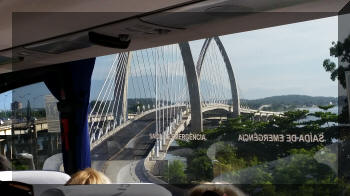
[90,105,187,150]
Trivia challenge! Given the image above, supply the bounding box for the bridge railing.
[89,104,187,150]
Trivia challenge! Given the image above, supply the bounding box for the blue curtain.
[44,58,95,174]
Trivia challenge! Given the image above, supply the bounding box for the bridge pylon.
[179,42,203,132]
[113,52,132,125]
[196,37,240,118]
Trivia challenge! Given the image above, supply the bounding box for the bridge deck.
[91,107,182,183]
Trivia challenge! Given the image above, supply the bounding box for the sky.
[0,16,339,110]
[189,16,338,99]
[90,16,338,101]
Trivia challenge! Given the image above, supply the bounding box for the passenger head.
[65,168,111,185]
[189,182,246,196]
[0,154,11,171]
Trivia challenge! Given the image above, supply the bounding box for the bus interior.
[0,0,350,195]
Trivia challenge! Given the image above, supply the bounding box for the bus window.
[0,82,62,171]
[87,15,344,195]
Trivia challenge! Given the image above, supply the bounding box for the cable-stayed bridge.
[88,36,282,183]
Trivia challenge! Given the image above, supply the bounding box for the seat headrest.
[0,171,70,184]
[41,184,172,196]
[0,171,12,181]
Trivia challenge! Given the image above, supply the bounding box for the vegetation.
[186,149,214,182]
[90,98,180,114]
[323,34,350,123]
[0,108,46,120]
[241,95,336,112]
[127,98,156,113]
[0,110,12,119]
[90,98,157,114]
[323,35,350,88]
[171,106,342,194]
[164,160,187,184]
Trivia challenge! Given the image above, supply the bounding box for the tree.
[187,149,213,182]
[323,35,350,122]
[164,160,187,184]
[323,35,350,88]
[272,148,337,184]
[318,104,335,111]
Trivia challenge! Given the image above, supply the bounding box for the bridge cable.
[89,54,120,136]
[110,53,128,126]
[89,54,119,134]
[96,53,127,136]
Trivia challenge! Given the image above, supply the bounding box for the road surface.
[91,107,181,183]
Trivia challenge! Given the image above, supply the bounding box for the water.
[298,106,338,114]
[164,140,188,164]
[296,106,338,127]
[164,153,187,165]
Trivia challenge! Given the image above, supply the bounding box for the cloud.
[91,16,339,100]
[220,16,338,99]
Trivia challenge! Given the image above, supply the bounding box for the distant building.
[11,101,22,111]
[45,95,60,133]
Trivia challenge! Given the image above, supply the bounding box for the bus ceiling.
[0,0,348,75]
